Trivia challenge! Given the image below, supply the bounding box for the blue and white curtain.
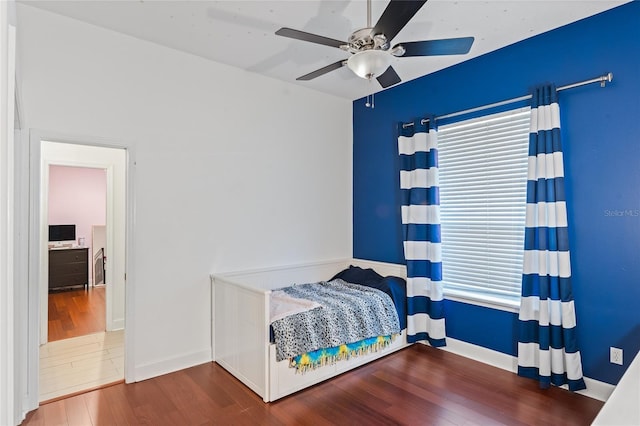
[518,84,585,391]
[398,119,446,346]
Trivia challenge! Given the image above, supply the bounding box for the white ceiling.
[19,0,628,100]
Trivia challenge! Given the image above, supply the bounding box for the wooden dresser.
[48,247,89,290]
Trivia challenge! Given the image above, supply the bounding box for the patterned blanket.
[270,279,401,362]
[290,334,397,373]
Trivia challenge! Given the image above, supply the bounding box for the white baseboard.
[431,337,614,402]
[576,378,615,402]
[110,318,125,331]
[437,336,518,373]
[133,349,212,382]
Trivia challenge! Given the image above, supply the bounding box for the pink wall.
[48,165,107,284]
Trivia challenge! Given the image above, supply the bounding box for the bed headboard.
[211,259,353,291]
[350,259,407,279]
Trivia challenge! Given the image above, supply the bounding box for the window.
[437,108,530,308]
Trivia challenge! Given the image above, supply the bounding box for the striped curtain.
[398,119,446,346]
[517,84,585,391]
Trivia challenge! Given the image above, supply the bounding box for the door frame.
[25,130,136,410]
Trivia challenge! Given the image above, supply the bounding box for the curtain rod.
[402,72,613,128]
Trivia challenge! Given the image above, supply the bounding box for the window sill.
[444,289,520,314]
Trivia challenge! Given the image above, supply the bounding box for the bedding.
[330,265,384,287]
[290,334,396,372]
[270,279,401,362]
[331,266,407,330]
[269,290,321,323]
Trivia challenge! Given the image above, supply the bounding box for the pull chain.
[365,92,375,109]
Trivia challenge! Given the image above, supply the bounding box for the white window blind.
[437,107,530,306]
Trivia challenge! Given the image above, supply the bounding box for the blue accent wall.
[352,2,640,385]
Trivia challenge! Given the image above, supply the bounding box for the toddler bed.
[210,259,410,402]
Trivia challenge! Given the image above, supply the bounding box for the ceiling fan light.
[346,50,392,80]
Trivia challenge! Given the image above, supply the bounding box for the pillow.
[378,276,407,330]
[330,265,384,287]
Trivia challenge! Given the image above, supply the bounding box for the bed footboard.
[211,275,270,401]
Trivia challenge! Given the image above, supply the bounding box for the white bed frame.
[210,259,410,402]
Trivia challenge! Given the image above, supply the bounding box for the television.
[49,224,76,242]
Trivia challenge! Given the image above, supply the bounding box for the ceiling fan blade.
[397,37,475,57]
[377,66,402,88]
[275,27,346,49]
[373,0,428,42]
[296,60,346,81]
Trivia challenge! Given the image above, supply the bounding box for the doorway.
[33,140,127,402]
[47,165,107,341]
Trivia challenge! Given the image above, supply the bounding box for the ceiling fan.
[275,0,474,88]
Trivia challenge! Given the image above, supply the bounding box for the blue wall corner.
[352,2,640,385]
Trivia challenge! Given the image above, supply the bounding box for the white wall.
[16,4,352,380]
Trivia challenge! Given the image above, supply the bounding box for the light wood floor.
[42,286,123,403]
[24,344,604,425]
[40,330,124,403]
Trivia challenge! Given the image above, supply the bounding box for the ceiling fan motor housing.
[344,28,389,53]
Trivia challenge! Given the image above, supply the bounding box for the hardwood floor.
[48,286,106,342]
[23,344,604,426]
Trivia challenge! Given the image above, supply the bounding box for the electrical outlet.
[610,347,623,365]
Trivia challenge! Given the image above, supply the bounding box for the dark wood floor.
[22,344,604,425]
[48,286,106,342]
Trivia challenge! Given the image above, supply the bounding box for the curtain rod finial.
[601,72,613,87]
